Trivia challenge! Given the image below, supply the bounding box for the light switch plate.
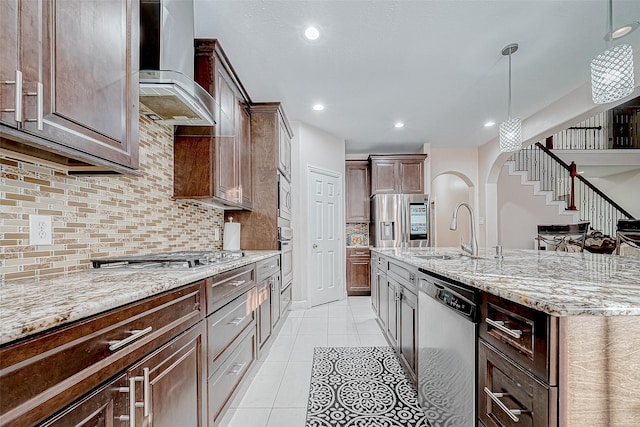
[214,227,220,241]
[29,214,52,245]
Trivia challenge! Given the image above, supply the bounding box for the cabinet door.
[0,0,19,128]
[378,274,389,329]
[238,102,253,208]
[215,65,239,203]
[387,279,399,345]
[128,325,205,427]
[278,117,291,179]
[346,251,371,296]
[257,281,272,348]
[399,289,418,376]
[346,161,370,222]
[370,263,378,314]
[271,273,281,329]
[19,0,139,170]
[40,374,129,427]
[399,159,425,193]
[370,159,398,194]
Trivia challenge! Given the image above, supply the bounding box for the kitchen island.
[372,247,640,427]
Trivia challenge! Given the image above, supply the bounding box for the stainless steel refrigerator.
[370,194,430,248]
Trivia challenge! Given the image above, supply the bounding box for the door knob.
[313,244,318,249]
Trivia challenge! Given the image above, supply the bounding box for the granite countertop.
[373,247,640,317]
[0,251,280,345]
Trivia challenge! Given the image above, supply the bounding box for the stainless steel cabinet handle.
[229,280,246,287]
[486,318,523,339]
[127,376,145,425]
[143,367,150,417]
[116,386,131,422]
[229,363,246,376]
[228,315,248,325]
[286,192,291,209]
[24,82,43,130]
[483,387,524,422]
[108,326,153,351]
[1,70,22,122]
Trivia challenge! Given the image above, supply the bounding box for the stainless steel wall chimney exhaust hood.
[140,0,216,126]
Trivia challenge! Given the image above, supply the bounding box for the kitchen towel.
[223,218,241,251]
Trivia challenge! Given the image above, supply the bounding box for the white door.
[308,166,343,307]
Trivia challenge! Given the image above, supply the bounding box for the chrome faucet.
[450,202,478,257]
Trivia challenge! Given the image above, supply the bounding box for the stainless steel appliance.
[91,250,245,269]
[370,194,430,248]
[278,173,292,221]
[418,270,477,427]
[278,225,293,314]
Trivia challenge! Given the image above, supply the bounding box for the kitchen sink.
[412,254,459,260]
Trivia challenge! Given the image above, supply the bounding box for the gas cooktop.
[91,251,245,269]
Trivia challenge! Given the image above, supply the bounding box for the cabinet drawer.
[208,288,257,375]
[388,259,418,292]
[207,265,255,314]
[208,327,256,426]
[347,247,370,258]
[478,340,556,427]
[0,281,204,427]
[256,256,280,282]
[479,293,558,384]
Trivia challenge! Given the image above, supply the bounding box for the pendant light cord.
[507,51,512,120]
[608,0,613,48]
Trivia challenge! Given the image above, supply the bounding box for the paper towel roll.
[223,219,241,251]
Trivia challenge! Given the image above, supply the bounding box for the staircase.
[505,142,634,238]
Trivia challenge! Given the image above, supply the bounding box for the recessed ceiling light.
[313,104,324,111]
[304,26,320,40]
[484,121,496,127]
[605,21,639,40]
[394,122,405,128]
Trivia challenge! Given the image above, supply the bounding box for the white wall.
[497,164,579,249]
[426,146,479,248]
[431,174,471,247]
[291,121,346,306]
[584,169,640,218]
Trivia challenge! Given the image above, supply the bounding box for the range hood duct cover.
[139,0,216,126]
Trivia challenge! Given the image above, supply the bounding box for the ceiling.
[193,0,640,154]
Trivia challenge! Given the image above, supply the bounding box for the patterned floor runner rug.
[305,346,429,427]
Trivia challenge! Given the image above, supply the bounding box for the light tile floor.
[219,296,389,427]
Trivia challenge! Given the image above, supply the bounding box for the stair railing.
[509,142,634,237]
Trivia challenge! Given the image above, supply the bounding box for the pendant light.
[499,43,522,153]
[591,0,635,104]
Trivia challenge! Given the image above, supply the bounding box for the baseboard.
[290,300,307,310]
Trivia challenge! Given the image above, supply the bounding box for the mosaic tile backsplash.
[346,223,369,246]
[1,111,224,281]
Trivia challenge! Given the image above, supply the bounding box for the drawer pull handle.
[229,280,247,287]
[229,362,246,376]
[228,315,248,325]
[109,326,153,351]
[127,376,145,425]
[484,387,526,422]
[486,318,522,339]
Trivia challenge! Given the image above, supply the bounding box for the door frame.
[306,164,345,307]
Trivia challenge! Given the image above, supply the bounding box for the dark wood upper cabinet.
[173,39,252,209]
[369,154,427,194]
[0,0,139,173]
[228,102,293,250]
[345,160,370,222]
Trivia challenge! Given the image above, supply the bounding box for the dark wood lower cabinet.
[128,324,205,427]
[40,374,129,427]
[346,248,371,296]
[478,339,556,427]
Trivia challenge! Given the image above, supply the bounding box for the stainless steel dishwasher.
[418,270,478,427]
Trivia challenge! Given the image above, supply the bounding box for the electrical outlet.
[214,227,220,241]
[29,214,52,245]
